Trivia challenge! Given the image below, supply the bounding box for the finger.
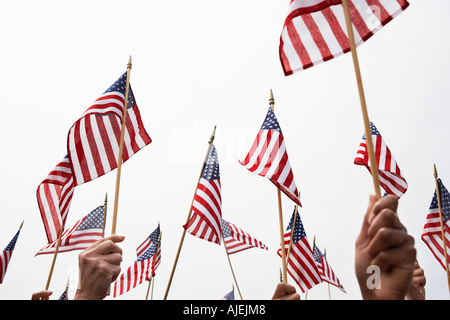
[283,292,301,300]
[94,237,124,256]
[367,208,405,238]
[368,227,413,259]
[369,234,416,270]
[110,265,122,282]
[87,235,126,251]
[370,195,398,222]
[282,283,297,295]
[101,252,123,266]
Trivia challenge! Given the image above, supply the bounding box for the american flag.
[0,225,22,284]
[354,122,407,197]
[35,205,105,255]
[37,72,151,243]
[422,178,450,271]
[36,156,75,243]
[136,224,160,258]
[313,243,346,293]
[222,289,235,300]
[240,107,301,206]
[221,219,267,254]
[67,72,152,186]
[279,0,409,75]
[58,290,67,301]
[278,208,322,292]
[113,226,162,297]
[184,144,222,244]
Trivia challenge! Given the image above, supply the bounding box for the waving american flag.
[113,225,161,297]
[184,144,222,244]
[0,223,23,284]
[313,243,346,293]
[278,208,322,292]
[35,205,105,255]
[221,219,267,254]
[279,0,409,75]
[67,72,152,186]
[354,122,407,198]
[37,72,151,243]
[422,178,450,271]
[240,107,301,206]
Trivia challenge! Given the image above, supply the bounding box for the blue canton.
[312,244,323,263]
[202,145,220,181]
[78,206,105,230]
[221,220,231,238]
[103,72,135,109]
[286,207,306,244]
[136,243,157,263]
[430,179,450,223]
[261,107,282,134]
[149,225,160,245]
[362,121,381,140]
[4,230,20,251]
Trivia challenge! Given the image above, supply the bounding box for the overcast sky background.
[0,0,449,300]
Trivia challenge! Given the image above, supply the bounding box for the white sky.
[0,0,449,300]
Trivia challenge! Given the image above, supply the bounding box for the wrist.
[74,288,107,300]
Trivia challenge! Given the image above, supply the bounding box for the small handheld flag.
[0,221,23,284]
[354,122,407,198]
[184,144,222,244]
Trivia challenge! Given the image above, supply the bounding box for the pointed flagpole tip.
[269,89,275,107]
[19,220,24,229]
[434,163,438,179]
[209,125,217,144]
[104,192,108,204]
[127,55,132,69]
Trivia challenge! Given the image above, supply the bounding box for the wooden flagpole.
[150,274,155,300]
[163,126,217,300]
[145,277,153,300]
[65,277,69,300]
[220,231,243,300]
[102,193,108,237]
[111,56,132,235]
[433,164,450,293]
[285,205,299,265]
[45,220,65,290]
[146,230,162,300]
[324,247,331,300]
[269,89,288,283]
[341,0,381,199]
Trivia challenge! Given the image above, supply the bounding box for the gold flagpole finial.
[434,163,438,179]
[19,220,24,229]
[127,55,132,69]
[104,192,108,205]
[269,89,275,108]
[209,125,217,144]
